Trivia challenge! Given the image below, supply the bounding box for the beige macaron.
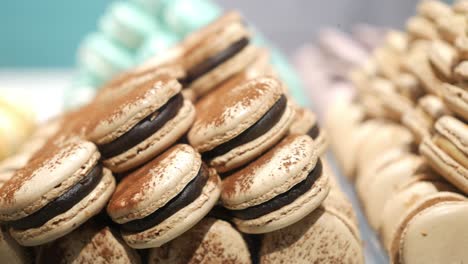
[181,11,259,98]
[402,95,451,143]
[0,227,31,264]
[106,144,221,249]
[259,193,363,264]
[35,220,141,264]
[289,107,328,156]
[87,72,195,173]
[441,83,468,121]
[188,76,294,173]
[379,174,455,252]
[428,40,459,81]
[420,115,468,194]
[148,217,251,264]
[0,138,115,246]
[417,0,452,23]
[221,135,330,234]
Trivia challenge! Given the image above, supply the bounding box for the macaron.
[87,72,195,173]
[259,194,363,264]
[420,115,468,194]
[428,40,459,81]
[106,144,221,248]
[0,139,116,246]
[417,0,452,22]
[0,227,31,264]
[397,200,468,264]
[389,191,467,263]
[379,174,455,252]
[221,135,330,234]
[289,107,328,156]
[401,94,450,143]
[35,221,141,264]
[99,2,160,51]
[406,16,439,41]
[180,11,259,98]
[435,13,466,44]
[393,72,424,103]
[188,76,294,173]
[441,83,468,121]
[357,153,428,230]
[148,217,251,264]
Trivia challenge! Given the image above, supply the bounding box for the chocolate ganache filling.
[180,37,250,86]
[121,165,209,232]
[99,93,184,159]
[307,123,320,140]
[231,160,323,220]
[203,95,287,160]
[10,164,103,230]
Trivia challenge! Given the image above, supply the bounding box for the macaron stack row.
[0,11,363,263]
[327,0,468,263]
[71,0,308,108]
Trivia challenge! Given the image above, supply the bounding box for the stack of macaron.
[326,1,468,263]
[0,10,363,263]
[70,0,308,108]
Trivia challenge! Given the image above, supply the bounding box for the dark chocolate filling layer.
[10,164,103,230]
[180,37,250,86]
[231,160,323,220]
[121,165,209,233]
[99,93,184,159]
[203,95,287,160]
[307,124,320,140]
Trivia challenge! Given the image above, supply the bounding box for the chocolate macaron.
[289,107,328,156]
[148,217,251,264]
[36,221,141,264]
[188,76,294,173]
[420,115,468,194]
[87,72,195,173]
[107,144,221,248]
[221,135,330,234]
[0,227,31,264]
[181,11,259,98]
[0,139,116,246]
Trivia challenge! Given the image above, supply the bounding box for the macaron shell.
[36,222,141,264]
[0,140,100,222]
[420,137,468,194]
[0,228,30,264]
[449,87,468,120]
[107,144,202,223]
[389,191,466,263]
[212,100,294,173]
[435,115,468,154]
[289,108,329,156]
[103,99,195,173]
[189,77,284,153]
[417,0,452,22]
[221,135,317,210]
[259,205,363,264]
[122,172,221,249]
[10,169,116,246]
[88,77,181,145]
[148,218,251,264]
[399,201,468,264]
[380,178,454,252]
[356,147,409,184]
[401,108,432,143]
[234,169,329,234]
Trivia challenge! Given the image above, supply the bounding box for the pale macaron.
[441,83,468,121]
[357,153,429,230]
[259,192,363,264]
[35,221,141,264]
[289,107,328,156]
[388,191,467,263]
[379,174,455,252]
[427,40,459,81]
[87,72,195,173]
[181,11,260,98]
[0,139,116,246]
[188,76,294,173]
[106,144,221,249]
[402,95,451,143]
[420,115,468,194]
[0,227,31,264]
[148,217,251,264]
[221,135,330,234]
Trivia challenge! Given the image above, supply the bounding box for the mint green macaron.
[136,31,179,63]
